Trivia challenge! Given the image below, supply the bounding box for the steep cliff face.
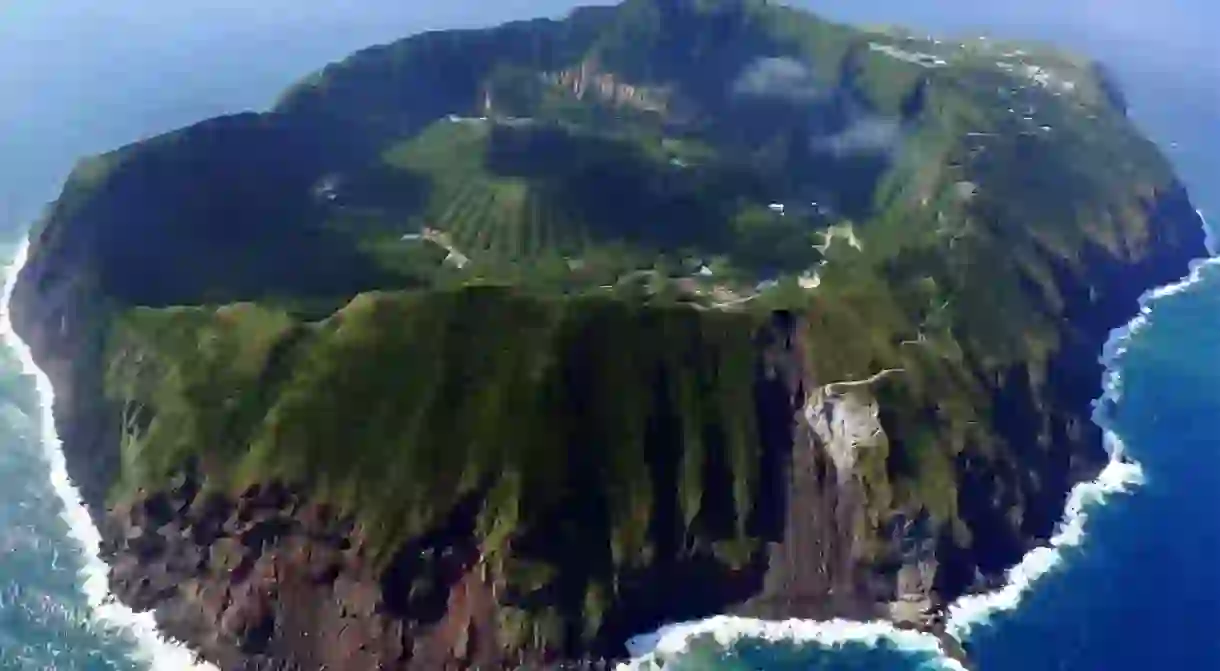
[7,0,1210,669]
[95,309,812,670]
[933,183,1206,602]
[12,203,1206,669]
[11,212,118,525]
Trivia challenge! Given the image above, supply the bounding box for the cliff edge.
[9,0,1208,668]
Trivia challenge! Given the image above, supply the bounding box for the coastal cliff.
[8,0,1209,668]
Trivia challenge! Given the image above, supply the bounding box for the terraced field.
[326,113,866,292]
[431,176,592,263]
[380,121,600,268]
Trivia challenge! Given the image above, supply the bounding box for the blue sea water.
[5,213,1215,671]
[619,258,1220,671]
[1,189,1215,671]
[605,219,1219,670]
[0,241,140,669]
[0,2,1218,670]
[963,259,1220,671]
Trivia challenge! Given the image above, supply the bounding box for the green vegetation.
[21,0,1198,652]
[105,287,777,638]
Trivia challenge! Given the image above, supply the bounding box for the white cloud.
[811,117,903,156]
[732,57,822,101]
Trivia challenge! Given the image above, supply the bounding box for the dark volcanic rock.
[6,2,1209,669]
[72,183,1204,670]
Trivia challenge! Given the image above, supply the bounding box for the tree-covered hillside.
[10,1,1205,668]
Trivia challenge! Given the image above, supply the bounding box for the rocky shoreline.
[6,180,1205,670]
[7,183,1200,668]
[4,0,1210,663]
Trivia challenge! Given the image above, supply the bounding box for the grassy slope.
[23,0,1193,649]
[106,287,771,643]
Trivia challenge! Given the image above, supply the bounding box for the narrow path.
[416,226,470,268]
[822,368,905,395]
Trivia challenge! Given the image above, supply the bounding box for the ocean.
[0,161,1215,671]
[0,240,211,670]
[0,2,1217,670]
[0,244,1215,667]
[616,256,1219,671]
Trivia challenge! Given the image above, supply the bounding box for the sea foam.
[3,209,1205,670]
[942,434,1143,639]
[619,208,1215,668]
[947,212,1216,637]
[0,238,216,671]
[1200,209,1215,255]
[618,616,966,671]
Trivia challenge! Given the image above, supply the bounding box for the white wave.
[1145,254,1219,301]
[617,224,1217,668]
[613,418,1149,666]
[0,237,216,671]
[1200,209,1215,256]
[944,240,1219,639]
[617,616,966,671]
[943,436,1143,639]
[4,209,1205,671]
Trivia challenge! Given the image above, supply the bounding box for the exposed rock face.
[805,386,886,483]
[543,59,670,113]
[4,1,1211,668]
[9,227,119,527]
[933,184,1209,602]
[104,481,509,670]
[9,60,1208,671]
[81,314,873,670]
[89,316,807,670]
[81,181,1206,665]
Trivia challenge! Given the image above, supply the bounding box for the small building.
[768,203,785,215]
[697,265,714,277]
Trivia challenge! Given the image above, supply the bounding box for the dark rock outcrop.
[89,314,813,670]
[57,184,1203,671]
[5,0,1210,668]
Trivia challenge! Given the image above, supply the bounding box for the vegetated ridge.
[9,0,1206,668]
